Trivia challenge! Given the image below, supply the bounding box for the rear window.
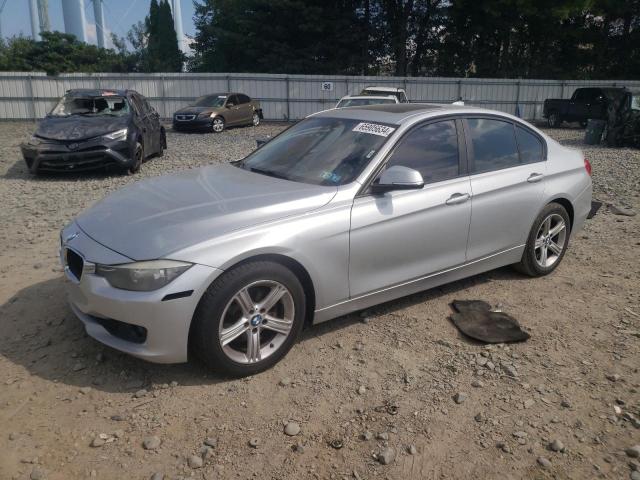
[467,118,519,173]
[516,126,544,163]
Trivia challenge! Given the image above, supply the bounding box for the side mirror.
[226,102,234,108]
[370,165,424,194]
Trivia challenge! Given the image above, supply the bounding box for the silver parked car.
[60,104,592,376]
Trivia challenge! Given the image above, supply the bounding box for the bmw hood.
[35,115,129,141]
[75,164,337,261]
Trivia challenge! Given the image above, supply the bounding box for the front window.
[337,98,396,108]
[238,117,396,186]
[631,93,640,111]
[50,94,130,117]
[193,95,227,107]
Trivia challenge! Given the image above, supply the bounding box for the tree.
[0,31,137,75]
[143,0,184,72]
[190,0,374,74]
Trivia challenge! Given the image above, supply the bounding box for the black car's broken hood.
[35,115,129,141]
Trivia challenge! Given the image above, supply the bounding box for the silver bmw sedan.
[60,104,592,376]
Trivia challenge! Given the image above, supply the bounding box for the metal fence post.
[457,79,462,101]
[161,75,166,118]
[515,80,521,117]
[27,74,36,121]
[285,76,290,121]
[226,75,231,92]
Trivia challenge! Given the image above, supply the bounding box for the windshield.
[193,95,227,107]
[337,98,396,108]
[51,94,130,117]
[238,117,396,186]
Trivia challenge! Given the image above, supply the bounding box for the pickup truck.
[543,87,624,128]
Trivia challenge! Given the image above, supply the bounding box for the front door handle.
[445,193,471,205]
[527,173,544,183]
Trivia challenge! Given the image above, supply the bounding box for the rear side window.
[385,120,460,184]
[237,94,251,104]
[467,118,519,173]
[516,126,544,163]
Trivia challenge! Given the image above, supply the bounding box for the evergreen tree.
[143,0,184,72]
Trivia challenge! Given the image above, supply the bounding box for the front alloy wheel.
[252,112,260,126]
[191,260,305,376]
[212,117,225,133]
[219,280,295,364]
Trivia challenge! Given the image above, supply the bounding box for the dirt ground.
[0,121,638,480]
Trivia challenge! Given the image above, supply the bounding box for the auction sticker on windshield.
[352,122,396,137]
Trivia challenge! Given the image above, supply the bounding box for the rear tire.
[515,203,571,277]
[548,112,562,128]
[190,261,306,376]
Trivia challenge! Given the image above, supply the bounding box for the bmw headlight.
[95,260,192,291]
[104,128,128,141]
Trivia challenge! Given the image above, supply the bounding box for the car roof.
[362,86,406,93]
[313,103,526,126]
[66,88,132,97]
[339,95,396,100]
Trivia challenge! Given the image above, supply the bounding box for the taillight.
[584,158,592,176]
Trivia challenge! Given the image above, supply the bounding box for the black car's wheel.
[191,260,306,376]
[157,128,166,157]
[547,112,562,128]
[212,117,225,133]
[515,203,571,277]
[127,142,143,174]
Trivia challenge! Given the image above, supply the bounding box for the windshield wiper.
[249,167,289,180]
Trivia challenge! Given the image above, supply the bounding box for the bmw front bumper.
[61,224,223,363]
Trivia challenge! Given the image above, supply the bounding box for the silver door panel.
[467,162,546,261]
[349,176,472,298]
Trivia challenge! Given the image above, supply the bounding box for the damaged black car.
[21,89,166,175]
[602,89,640,148]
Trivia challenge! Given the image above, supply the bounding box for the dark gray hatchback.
[21,89,166,175]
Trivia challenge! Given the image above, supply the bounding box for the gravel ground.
[0,121,638,480]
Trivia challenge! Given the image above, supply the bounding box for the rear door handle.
[527,173,544,183]
[445,193,471,205]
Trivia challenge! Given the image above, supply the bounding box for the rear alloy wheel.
[252,112,260,126]
[516,203,571,277]
[127,142,143,174]
[212,117,225,133]
[548,112,562,128]
[191,261,305,376]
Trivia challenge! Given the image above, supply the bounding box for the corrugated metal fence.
[1,71,639,121]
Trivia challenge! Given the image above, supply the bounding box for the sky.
[0,0,197,48]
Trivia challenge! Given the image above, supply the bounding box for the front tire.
[515,203,571,277]
[191,261,306,376]
[127,141,143,174]
[251,112,260,126]
[212,117,225,133]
